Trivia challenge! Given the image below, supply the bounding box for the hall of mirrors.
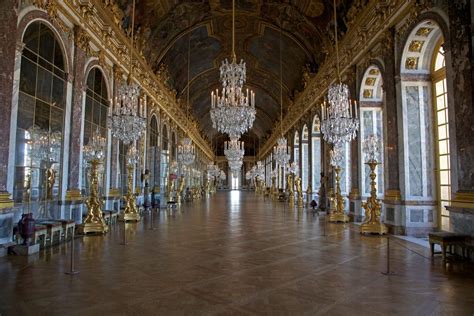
[0,0,473,314]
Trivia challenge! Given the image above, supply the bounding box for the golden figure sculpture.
[271,176,277,200]
[287,173,294,206]
[46,167,55,200]
[80,159,108,234]
[361,161,388,234]
[120,164,140,222]
[176,175,185,205]
[166,177,175,201]
[306,184,312,207]
[328,167,349,223]
[295,176,303,208]
[23,172,31,203]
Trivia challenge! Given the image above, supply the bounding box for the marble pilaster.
[0,0,18,193]
[67,29,87,191]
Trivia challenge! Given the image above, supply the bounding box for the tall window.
[82,68,108,195]
[118,141,129,195]
[14,22,66,203]
[148,115,159,188]
[432,42,451,231]
[301,125,309,189]
[293,131,300,176]
[360,66,384,197]
[311,116,321,193]
[160,125,169,191]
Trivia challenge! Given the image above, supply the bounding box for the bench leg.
[430,242,434,257]
[441,243,447,261]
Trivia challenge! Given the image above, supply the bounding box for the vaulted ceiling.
[117,0,353,155]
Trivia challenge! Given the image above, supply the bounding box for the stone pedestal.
[12,243,40,256]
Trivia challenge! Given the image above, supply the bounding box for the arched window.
[14,22,66,206]
[293,131,300,177]
[148,115,159,188]
[160,124,169,191]
[359,66,384,197]
[311,115,322,193]
[82,67,108,195]
[432,42,451,231]
[400,20,444,229]
[118,141,129,195]
[301,125,309,189]
[171,132,177,163]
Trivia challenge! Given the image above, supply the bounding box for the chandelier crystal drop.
[273,137,290,167]
[229,159,243,173]
[108,81,147,144]
[320,82,359,145]
[224,137,245,162]
[210,0,256,139]
[363,134,380,163]
[83,128,106,162]
[178,137,195,166]
[330,143,344,167]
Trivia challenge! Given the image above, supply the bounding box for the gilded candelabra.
[361,134,387,234]
[296,176,303,208]
[328,166,349,222]
[120,164,140,222]
[360,161,387,234]
[176,175,185,205]
[287,173,294,206]
[81,159,108,234]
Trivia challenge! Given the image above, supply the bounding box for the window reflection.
[14,22,66,204]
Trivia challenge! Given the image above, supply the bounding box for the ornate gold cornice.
[31,0,214,160]
[258,0,424,160]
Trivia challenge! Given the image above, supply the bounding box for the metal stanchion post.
[65,229,79,275]
[120,220,127,245]
[149,207,156,230]
[382,236,395,275]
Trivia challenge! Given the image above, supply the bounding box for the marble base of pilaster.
[446,206,474,237]
[11,243,40,256]
[384,202,436,237]
[349,198,362,222]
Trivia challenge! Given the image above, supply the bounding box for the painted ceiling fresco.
[117,0,354,151]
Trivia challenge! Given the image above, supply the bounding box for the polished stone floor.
[1,191,473,315]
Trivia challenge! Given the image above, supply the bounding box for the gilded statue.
[23,173,31,203]
[295,176,303,208]
[46,167,55,200]
[287,173,294,205]
[176,175,185,204]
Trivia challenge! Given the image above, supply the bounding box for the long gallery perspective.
[0,0,473,315]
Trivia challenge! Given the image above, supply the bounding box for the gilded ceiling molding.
[47,0,214,160]
[258,0,431,160]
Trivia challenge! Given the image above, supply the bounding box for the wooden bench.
[55,219,76,241]
[102,210,119,225]
[428,232,469,261]
[32,224,48,249]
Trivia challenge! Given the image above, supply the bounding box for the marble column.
[380,28,403,233]
[445,2,474,236]
[346,66,360,220]
[0,0,18,194]
[67,28,87,191]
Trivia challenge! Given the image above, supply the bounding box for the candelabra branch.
[361,161,387,235]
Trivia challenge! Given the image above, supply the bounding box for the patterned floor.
[1,191,473,315]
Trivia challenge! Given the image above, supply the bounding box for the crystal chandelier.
[178,138,195,166]
[219,170,226,181]
[363,134,380,163]
[288,161,299,175]
[320,83,359,145]
[229,159,243,172]
[255,161,265,181]
[320,0,359,146]
[83,128,106,162]
[210,0,256,139]
[273,25,290,168]
[27,126,62,163]
[108,0,146,145]
[273,137,290,167]
[330,143,344,167]
[224,137,245,162]
[207,162,220,179]
[178,33,196,167]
